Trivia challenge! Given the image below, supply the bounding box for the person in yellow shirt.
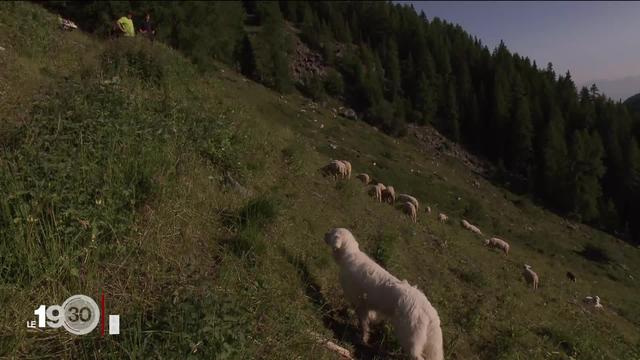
[116,13,135,37]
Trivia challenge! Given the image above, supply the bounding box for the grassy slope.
[1,4,640,359]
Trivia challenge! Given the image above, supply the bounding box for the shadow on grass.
[279,246,396,360]
[534,326,577,357]
[575,243,611,264]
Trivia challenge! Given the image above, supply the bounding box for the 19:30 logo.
[28,294,118,336]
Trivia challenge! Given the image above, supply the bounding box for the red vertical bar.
[101,292,105,336]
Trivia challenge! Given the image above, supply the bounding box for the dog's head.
[324,228,359,255]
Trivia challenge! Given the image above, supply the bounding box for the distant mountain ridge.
[581,75,640,102]
[625,92,640,113]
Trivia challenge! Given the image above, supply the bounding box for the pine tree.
[490,66,511,159]
[541,108,570,209]
[624,138,640,241]
[440,78,460,141]
[508,75,534,173]
[414,73,436,125]
[382,38,402,100]
[568,130,605,221]
[467,93,481,149]
[624,138,640,203]
[255,2,292,93]
[236,34,257,79]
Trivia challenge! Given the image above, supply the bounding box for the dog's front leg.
[356,306,372,345]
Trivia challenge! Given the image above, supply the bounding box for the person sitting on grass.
[116,12,135,37]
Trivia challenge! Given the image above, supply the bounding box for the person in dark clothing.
[139,13,156,41]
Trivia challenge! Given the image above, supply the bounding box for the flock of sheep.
[322,159,542,289]
[322,159,423,224]
[320,158,604,360]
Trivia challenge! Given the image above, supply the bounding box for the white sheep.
[523,264,539,290]
[426,206,432,214]
[402,201,417,223]
[322,160,347,180]
[368,183,385,202]
[356,173,370,185]
[438,213,448,223]
[584,296,603,309]
[397,194,419,212]
[484,237,510,255]
[461,219,482,235]
[339,160,352,179]
[382,186,396,204]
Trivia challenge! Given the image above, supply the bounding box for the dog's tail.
[397,282,444,360]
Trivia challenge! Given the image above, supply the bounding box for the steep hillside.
[2,4,640,360]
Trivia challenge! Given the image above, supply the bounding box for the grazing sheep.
[426,206,432,214]
[324,228,444,360]
[382,186,396,204]
[402,201,417,223]
[584,296,603,309]
[438,213,448,223]
[322,160,347,180]
[334,160,349,179]
[461,219,482,235]
[484,237,510,255]
[523,264,539,290]
[339,160,352,179]
[356,173,371,185]
[566,271,576,283]
[368,183,385,202]
[397,194,419,212]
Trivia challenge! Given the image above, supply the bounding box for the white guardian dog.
[324,228,444,360]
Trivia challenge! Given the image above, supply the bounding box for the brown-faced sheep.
[322,160,347,180]
[382,186,396,204]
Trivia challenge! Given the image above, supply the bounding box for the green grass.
[2,3,640,359]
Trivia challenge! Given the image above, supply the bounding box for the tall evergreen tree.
[568,130,605,221]
[236,34,257,79]
[540,108,570,209]
[382,38,402,100]
[508,76,534,173]
[624,138,640,241]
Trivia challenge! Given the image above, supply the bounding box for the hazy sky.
[402,1,640,85]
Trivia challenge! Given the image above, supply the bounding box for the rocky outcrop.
[290,38,326,83]
[408,124,491,175]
